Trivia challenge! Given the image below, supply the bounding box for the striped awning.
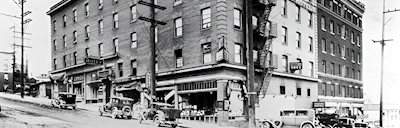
[115,81,142,92]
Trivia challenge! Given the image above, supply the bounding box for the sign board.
[145,72,152,88]
[290,62,303,70]
[289,0,316,12]
[98,69,110,79]
[84,57,103,65]
[73,74,84,82]
[312,102,326,108]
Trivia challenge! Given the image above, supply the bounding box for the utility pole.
[20,0,32,98]
[138,0,166,108]
[10,26,16,93]
[372,0,400,127]
[245,0,256,127]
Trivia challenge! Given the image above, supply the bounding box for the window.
[113,0,118,4]
[175,49,183,68]
[73,31,77,42]
[282,0,287,16]
[118,62,123,77]
[4,74,9,81]
[345,29,349,39]
[131,6,137,21]
[296,32,301,48]
[234,8,242,29]
[357,53,361,64]
[113,38,119,53]
[297,58,302,74]
[63,55,67,67]
[234,44,241,63]
[341,45,346,58]
[321,38,326,52]
[174,0,182,5]
[73,10,77,22]
[280,86,286,94]
[319,83,326,95]
[282,26,287,44]
[131,33,137,48]
[85,48,90,57]
[85,3,89,17]
[202,8,211,29]
[338,44,342,56]
[321,16,326,30]
[113,13,119,29]
[63,15,67,27]
[338,64,342,76]
[202,43,212,63]
[357,35,361,46]
[53,59,57,70]
[131,60,137,76]
[322,60,326,73]
[329,0,333,10]
[351,50,355,62]
[99,19,103,34]
[330,21,334,34]
[346,66,350,77]
[253,49,259,63]
[330,62,335,75]
[53,40,57,51]
[63,35,67,48]
[85,25,89,39]
[330,42,335,54]
[297,87,301,96]
[308,11,313,26]
[175,17,183,37]
[357,70,361,80]
[73,52,77,65]
[309,61,314,77]
[309,37,313,52]
[351,31,354,43]
[295,5,301,22]
[53,20,57,32]
[307,88,311,96]
[155,59,159,72]
[282,55,288,72]
[99,43,104,56]
[155,27,158,43]
[99,0,103,9]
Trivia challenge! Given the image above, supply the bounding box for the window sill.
[322,51,327,54]
[351,42,355,44]
[281,14,287,18]
[296,20,301,24]
[330,32,335,35]
[113,28,119,31]
[357,62,361,65]
[331,54,335,56]
[296,47,301,50]
[308,51,313,54]
[85,15,89,19]
[234,27,242,31]
[282,43,288,46]
[130,19,137,23]
[174,1,182,6]
[357,44,361,47]
[174,35,183,39]
[201,27,212,31]
[308,25,313,28]
[341,37,346,40]
[341,57,346,60]
[85,37,89,41]
[352,61,355,63]
[322,28,326,31]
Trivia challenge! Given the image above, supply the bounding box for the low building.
[364,104,400,128]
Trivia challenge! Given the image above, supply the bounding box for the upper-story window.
[63,35,67,48]
[131,60,137,76]
[118,62,123,77]
[131,5,137,21]
[174,17,183,37]
[73,10,77,22]
[53,20,57,32]
[296,32,301,48]
[282,0,287,16]
[322,60,326,73]
[113,0,118,4]
[341,25,346,39]
[351,50,355,62]
[99,19,104,34]
[73,31,77,43]
[308,11,313,26]
[99,43,104,56]
[85,3,89,17]
[321,16,326,31]
[53,59,57,70]
[202,43,212,63]
[282,55,288,72]
[85,25,89,39]
[329,20,334,34]
[234,44,241,63]
[321,38,326,52]
[175,49,183,68]
[357,53,361,64]
[308,36,313,52]
[201,7,211,29]
[85,48,90,57]
[309,61,314,77]
[63,55,67,67]
[351,31,355,44]
[329,0,333,10]
[330,41,335,55]
[63,15,67,27]
[113,13,119,29]
[131,32,137,48]
[53,40,57,51]
[295,5,301,22]
[73,52,77,65]
[99,0,103,10]
[234,8,242,29]
[282,26,287,44]
[113,38,119,53]
[155,27,158,43]
[357,35,361,46]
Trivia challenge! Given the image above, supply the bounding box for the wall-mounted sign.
[145,73,152,88]
[312,102,326,108]
[73,74,84,82]
[84,57,103,65]
[290,62,303,71]
[216,49,228,62]
[289,0,316,12]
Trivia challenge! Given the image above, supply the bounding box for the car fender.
[260,119,282,128]
[300,121,315,128]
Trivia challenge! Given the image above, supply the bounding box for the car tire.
[72,107,76,110]
[171,124,177,128]
[260,122,271,128]
[154,116,161,127]
[301,123,314,128]
[111,109,117,119]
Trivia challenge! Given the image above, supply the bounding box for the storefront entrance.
[179,91,217,120]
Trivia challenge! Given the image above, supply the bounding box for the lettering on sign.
[289,0,316,12]
[290,62,303,70]
[312,102,326,108]
[84,57,103,65]
[73,74,84,82]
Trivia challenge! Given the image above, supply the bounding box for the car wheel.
[111,109,117,119]
[171,124,178,128]
[260,122,271,128]
[154,116,161,127]
[302,123,314,128]
[72,107,76,110]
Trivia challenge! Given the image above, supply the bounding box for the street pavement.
[0,94,236,128]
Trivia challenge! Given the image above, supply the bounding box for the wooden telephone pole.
[20,0,32,98]
[138,0,166,107]
[245,0,256,127]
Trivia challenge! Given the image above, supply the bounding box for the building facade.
[316,0,365,120]
[47,0,320,125]
[363,104,400,128]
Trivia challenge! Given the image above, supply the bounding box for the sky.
[0,0,399,104]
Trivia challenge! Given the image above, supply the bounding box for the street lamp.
[372,0,400,127]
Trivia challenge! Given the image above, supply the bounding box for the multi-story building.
[47,0,319,125]
[0,53,31,93]
[363,104,400,128]
[316,0,365,120]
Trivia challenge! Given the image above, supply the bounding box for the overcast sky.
[0,0,399,104]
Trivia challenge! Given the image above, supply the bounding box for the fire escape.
[252,0,277,100]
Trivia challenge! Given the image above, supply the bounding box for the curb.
[0,96,54,109]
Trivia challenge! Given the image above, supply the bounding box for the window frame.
[282,26,288,45]
[282,0,287,16]
[295,5,301,22]
[201,7,212,29]
[113,13,119,29]
[175,49,183,68]
[234,8,242,29]
[113,38,119,53]
[282,55,288,72]
[234,43,242,63]
[202,43,212,64]
[99,43,104,56]
[296,32,301,48]
[131,32,137,48]
[99,19,104,34]
[308,36,313,52]
[85,3,89,17]
[174,17,183,37]
[131,5,137,22]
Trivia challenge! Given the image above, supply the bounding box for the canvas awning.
[49,72,66,83]
[115,81,142,92]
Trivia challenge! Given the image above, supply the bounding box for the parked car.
[138,102,181,128]
[51,93,77,109]
[335,117,356,128]
[99,97,134,119]
[355,122,369,128]
[259,109,316,128]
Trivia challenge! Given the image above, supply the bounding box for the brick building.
[47,0,321,125]
[316,0,365,120]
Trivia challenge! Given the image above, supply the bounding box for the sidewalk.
[0,93,237,128]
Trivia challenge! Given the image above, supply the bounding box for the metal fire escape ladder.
[255,1,277,100]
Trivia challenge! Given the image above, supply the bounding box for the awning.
[115,81,142,92]
[87,80,102,86]
[49,72,66,82]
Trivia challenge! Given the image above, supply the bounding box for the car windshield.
[296,110,308,116]
[282,111,295,116]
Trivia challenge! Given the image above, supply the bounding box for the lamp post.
[372,0,400,127]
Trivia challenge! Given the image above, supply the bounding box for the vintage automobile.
[51,93,77,109]
[99,97,134,119]
[355,122,369,128]
[334,117,356,128]
[259,109,316,128]
[138,102,181,128]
